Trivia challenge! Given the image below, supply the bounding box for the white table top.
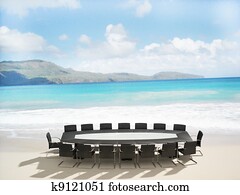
[75,132,177,140]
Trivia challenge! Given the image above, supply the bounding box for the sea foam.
[0,102,240,135]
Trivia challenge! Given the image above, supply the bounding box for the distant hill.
[0,60,204,86]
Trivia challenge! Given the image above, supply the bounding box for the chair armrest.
[138,149,142,155]
[52,137,61,141]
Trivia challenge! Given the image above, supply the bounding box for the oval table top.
[61,129,192,145]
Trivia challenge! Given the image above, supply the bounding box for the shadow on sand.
[19,150,192,179]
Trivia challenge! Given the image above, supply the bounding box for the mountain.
[0,60,204,86]
[152,72,202,80]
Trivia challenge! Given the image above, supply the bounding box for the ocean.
[0,77,240,135]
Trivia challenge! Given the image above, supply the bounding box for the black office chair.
[196,130,203,156]
[158,142,178,167]
[119,144,136,168]
[153,123,166,130]
[118,123,130,130]
[138,145,156,168]
[178,141,197,165]
[98,145,116,168]
[58,143,77,167]
[75,144,96,168]
[135,123,147,129]
[81,124,94,131]
[46,132,62,157]
[64,125,77,132]
[173,124,186,131]
[100,123,112,130]
[46,132,61,149]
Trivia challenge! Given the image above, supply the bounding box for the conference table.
[61,129,192,145]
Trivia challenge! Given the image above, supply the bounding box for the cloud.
[135,0,152,17]
[235,30,240,38]
[125,0,152,17]
[77,24,136,59]
[59,34,69,41]
[78,34,91,45]
[105,24,136,55]
[0,26,61,55]
[75,34,240,77]
[0,0,80,17]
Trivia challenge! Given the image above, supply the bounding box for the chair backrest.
[197,130,203,147]
[183,141,197,155]
[161,142,178,158]
[135,123,147,129]
[120,144,135,159]
[59,144,73,157]
[118,123,130,130]
[173,124,186,131]
[81,124,93,131]
[64,125,77,132]
[100,123,112,130]
[154,123,166,130]
[46,132,52,143]
[99,145,114,158]
[76,144,93,158]
[140,145,155,158]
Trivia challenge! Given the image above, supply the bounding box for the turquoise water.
[0,77,240,110]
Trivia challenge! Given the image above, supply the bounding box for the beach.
[0,78,240,180]
[0,104,240,180]
[0,129,240,180]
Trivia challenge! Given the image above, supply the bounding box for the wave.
[0,102,240,135]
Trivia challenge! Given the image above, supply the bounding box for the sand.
[0,130,240,180]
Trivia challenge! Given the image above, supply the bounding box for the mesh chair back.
[59,144,73,157]
[197,131,203,147]
[173,124,186,131]
[140,145,155,158]
[76,144,93,158]
[81,124,93,131]
[161,142,177,158]
[120,144,135,159]
[118,123,130,129]
[99,145,114,158]
[183,141,197,155]
[46,132,52,143]
[64,125,77,132]
[100,123,112,130]
[154,123,166,130]
[135,123,147,129]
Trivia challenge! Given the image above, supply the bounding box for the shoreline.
[1,102,240,135]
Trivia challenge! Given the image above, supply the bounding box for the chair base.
[46,149,59,157]
[58,160,78,168]
[77,162,96,168]
[177,157,197,166]
[119,159,137,169]
[157,159,177,168]
[98,158,116,169]
[76,155,96,168]
[137,157,156,168]
[193,149,203,156]
[137,161,156,168]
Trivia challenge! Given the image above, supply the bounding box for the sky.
[0,0,240,77]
